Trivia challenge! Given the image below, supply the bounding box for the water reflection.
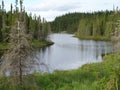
[35,33,112,72]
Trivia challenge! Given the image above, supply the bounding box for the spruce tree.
[112,20,120,53]
[0,0,33,87]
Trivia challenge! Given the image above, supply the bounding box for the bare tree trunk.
[19,58,22,86]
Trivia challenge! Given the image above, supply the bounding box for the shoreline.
[0,40,54,57]
[75,35,111,41]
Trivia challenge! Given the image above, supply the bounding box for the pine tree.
[112,20,120,53]
[2,0,5,30]
[0,0,33,87]
[1,0,8,42]
[0,8,3,42]
[10,3,13,25]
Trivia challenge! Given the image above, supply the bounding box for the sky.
[1,0,120,21]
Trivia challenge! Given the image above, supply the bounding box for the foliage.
[50,12,82,33]
[0,0,34,87]
[0,0,51,43]
[112,19,120,53]
[75,35,110,41]
[33,54,120,90]
[0,0,52,87]
[0,0,52,66]
[76,11,120,40]
[0,0,119,89]
[32,40,54,48]
[0,54,119,90]
[51,11,120,40]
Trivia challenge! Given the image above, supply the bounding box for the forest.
[0,0,120,90]
[0,0,52,50]
[51,10,120,40]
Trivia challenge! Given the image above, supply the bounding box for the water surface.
[34,33,112,72]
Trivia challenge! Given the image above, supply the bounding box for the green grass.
[0,54,119,90]
[0,40,54,56]
[75,35,111,41]
[32,40,54,48]
[0,40,54,50]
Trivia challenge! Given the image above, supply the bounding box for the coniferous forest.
[51,11,120,40]
[0,0,120,90]
[0,0,52,47]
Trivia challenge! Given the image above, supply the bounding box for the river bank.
[75,35,111,41]
[0,54,119,90]
[0,40,54,57]
[0,34,117,90]
[33,54,119,90]
[33,33,112,72]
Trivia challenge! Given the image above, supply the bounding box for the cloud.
[2,0,120,21]
[26,0,120,13]
[26,0,81,11]
[28,10,67,21]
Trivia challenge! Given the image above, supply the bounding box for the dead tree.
[0,0,34,87]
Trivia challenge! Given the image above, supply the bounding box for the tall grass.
[0,54,119,90]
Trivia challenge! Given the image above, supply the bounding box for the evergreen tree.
[1,0,8,42]
[112,20,120,53]
[2,0,5,30]
[0,8,3,42]
[0,0,33,87]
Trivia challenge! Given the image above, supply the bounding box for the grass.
[0,54,119,90]
[32,40,54,48]
[75,35,111,41]
[0,40,54,50]
[0,40,54,57]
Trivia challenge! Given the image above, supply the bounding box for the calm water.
[34,33,112,72]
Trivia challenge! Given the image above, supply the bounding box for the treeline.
[77,11,120,40]
[51,10,120,40]
[0,0,51,43]
[50,13,82,33]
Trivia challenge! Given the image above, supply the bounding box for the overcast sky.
[2,0,120,21]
